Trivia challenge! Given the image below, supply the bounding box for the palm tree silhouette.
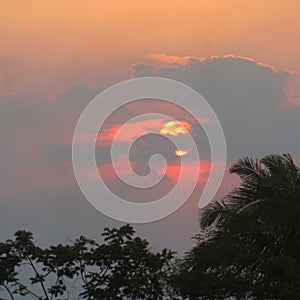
[201,153,300,255]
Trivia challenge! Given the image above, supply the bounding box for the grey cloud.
[1,55,300,258]
[132,56,300,159]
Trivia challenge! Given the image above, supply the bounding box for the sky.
[0,0,300,255]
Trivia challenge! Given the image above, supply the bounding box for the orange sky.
[1,0,300,97]
[1,1,300,253]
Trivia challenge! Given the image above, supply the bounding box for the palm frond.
[199,200,230,229]
[230,157,268,185]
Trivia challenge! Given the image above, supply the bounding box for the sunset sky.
[1,0,300,253]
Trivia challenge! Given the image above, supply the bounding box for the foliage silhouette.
[0,225,175,299]
[1,154,300,299]
[175,153,300,299]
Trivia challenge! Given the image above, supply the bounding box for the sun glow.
[160,120,191,157]
[160,120,191,136]
[175,149,189,157]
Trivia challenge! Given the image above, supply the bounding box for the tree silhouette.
[1,154,300,299]
[0,225,176,300]
[175,154,300,299]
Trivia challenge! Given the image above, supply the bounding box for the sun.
[159,120,191,136]
[174,149,189,157]
[160,120,191,157]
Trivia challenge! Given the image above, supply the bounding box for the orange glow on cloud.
[98,119,193,146]
[147,53,195,65]
[145,53,277,72]
[98,159,211,186]
[163,160,212,184]
[98,119,166,146]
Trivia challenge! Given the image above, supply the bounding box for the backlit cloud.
[132,54,300,160]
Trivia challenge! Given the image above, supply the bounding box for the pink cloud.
[97,157,212,187]
[98,118,166,146]
[283,73,300,107]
